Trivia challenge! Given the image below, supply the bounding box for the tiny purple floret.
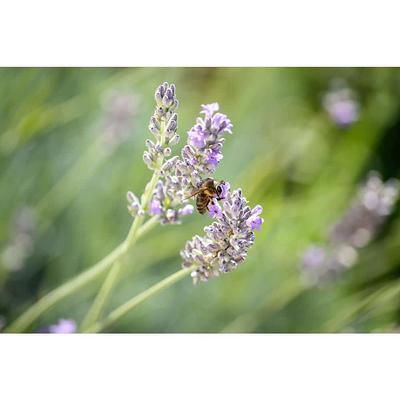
[188,125,207,148]
[246,205,264,230]
[219,181,230,199]
[208,202,223,219]
[201,102,219,118]
[149,199,162,215]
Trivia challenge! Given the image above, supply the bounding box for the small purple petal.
[212,113,233,134]
[201,103,219,118]
[208,202,223,219]
[207,149,223,166]
[49,319,76,334]
[188,126,207,148]
[220,181,230,199]
[149,199,162,215]
[246,215,264,230]
[251,205,263,216]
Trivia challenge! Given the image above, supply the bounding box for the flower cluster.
[323,85,359,129]
[300,172,399,286]
[127,83,234,225]
[126,83,263,279]
[148,177,194,224]
[181,188,263,284]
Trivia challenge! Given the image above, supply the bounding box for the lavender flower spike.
[181,186,263,284]
[176,103,233,194]
[144,82,179,171]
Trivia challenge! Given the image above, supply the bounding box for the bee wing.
[183,188,203,200]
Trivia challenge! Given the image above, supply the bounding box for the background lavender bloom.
[329,172,399,248]
[300,245,357,286]
[102,90,139,145]
[48,319,76,334]
[300,172,399,286]
[323,86,359,128]
[181,187,263,284]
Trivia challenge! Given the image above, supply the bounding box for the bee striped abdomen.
[196,192,210,214]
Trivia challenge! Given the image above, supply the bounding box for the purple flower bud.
[143,152,154,168]
[127,191,138,204]
[149,199,162,215]
[49,319,76,334]
[127,191,143,217]
[168,134,180,146]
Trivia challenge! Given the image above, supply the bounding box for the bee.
[185,178,226,214]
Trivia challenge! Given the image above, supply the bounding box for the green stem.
[77,120,166,330]
[79,215,159,331]
[80,260,122,331]
[5,217,158,333]
[84,265,197,333]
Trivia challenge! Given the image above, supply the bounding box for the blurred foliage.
[1,67,400,333]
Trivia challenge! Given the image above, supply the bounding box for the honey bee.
[185,178,226,214]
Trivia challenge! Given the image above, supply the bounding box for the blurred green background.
[1,67,400,333]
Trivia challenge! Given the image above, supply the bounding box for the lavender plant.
[7,82,263,333]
